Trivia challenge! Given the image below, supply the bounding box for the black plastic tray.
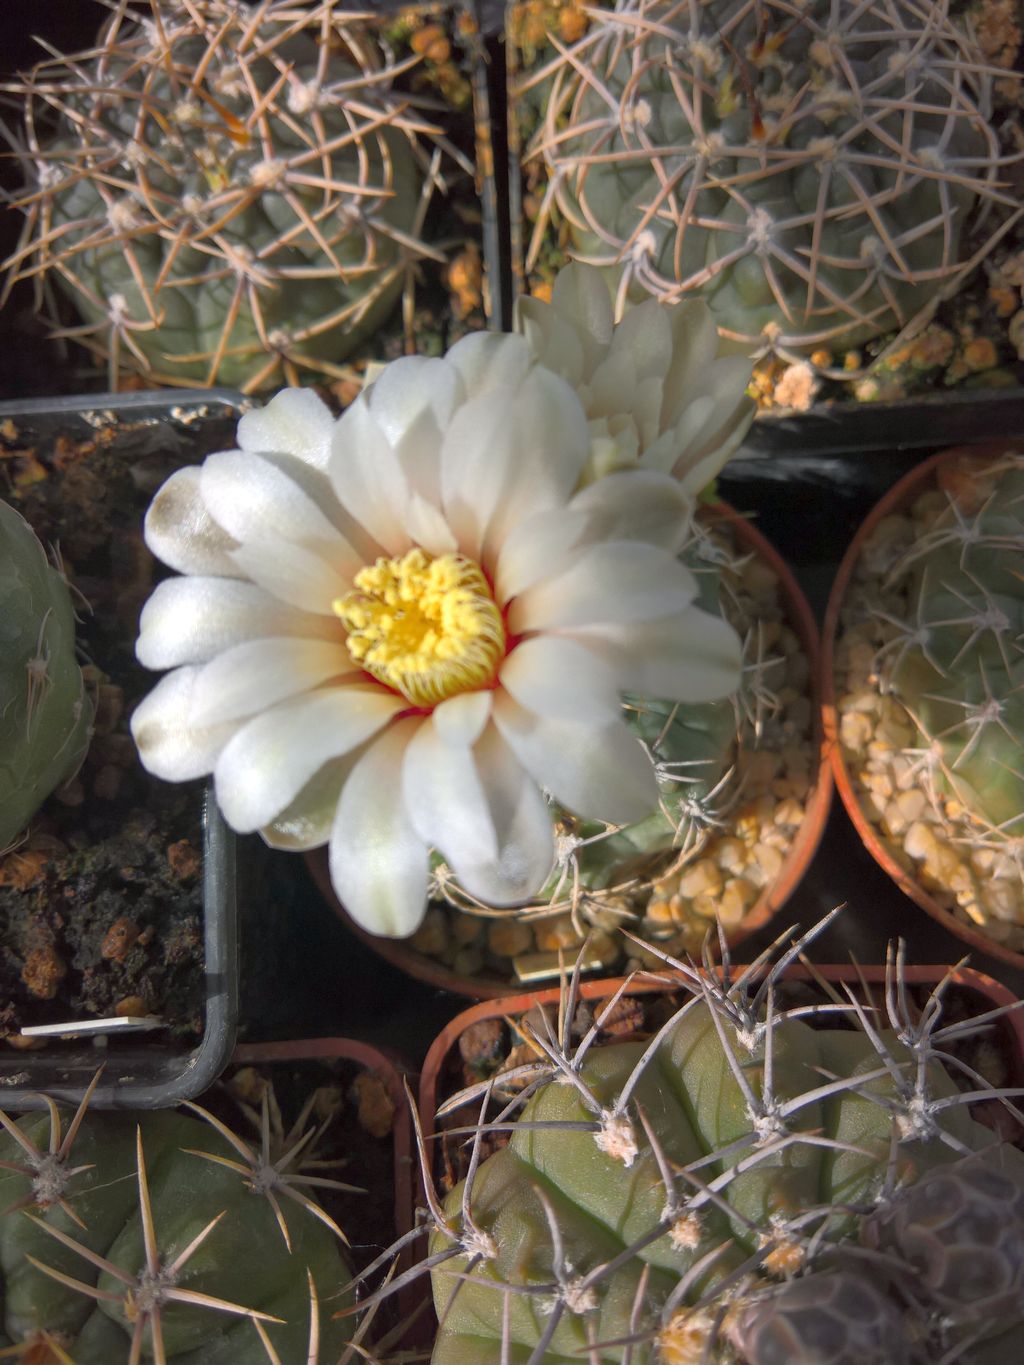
[0,391,242,1109]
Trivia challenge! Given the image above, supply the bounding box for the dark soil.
[0,411,237,1043]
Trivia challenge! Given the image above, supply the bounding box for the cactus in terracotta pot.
[414,924,1024,1363]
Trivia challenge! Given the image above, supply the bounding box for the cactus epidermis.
[0,498,91,849]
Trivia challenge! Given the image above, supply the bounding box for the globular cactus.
[520,0,1018,358]
[884,452,1024,842]
[414,922,1024,1363]
[0,1079,354,1363]
[0,498,91,849]
[1,0,442,392]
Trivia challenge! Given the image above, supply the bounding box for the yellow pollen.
[334,548,505,707]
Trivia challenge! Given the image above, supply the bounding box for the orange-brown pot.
[823,443,1024,971]
[307,503,833,997]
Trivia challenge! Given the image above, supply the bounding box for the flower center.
[335,548,505,707]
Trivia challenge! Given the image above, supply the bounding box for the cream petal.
[143,466,242,577]
[441,367,589,567]
[214,685,403,832]
[262,756,351,851]
[328,397,413,556]
[493,507,588,603]
[200,449,349,560]
[551,260,614,368]
[568,470,693,553]
[607,299,672,383]
[449,724,555,906]
[432,690,493,745]
[402,719,498,865]
[508,542,696,634]
[228,537,355,614]
[567,604,742,703]
[499,637,621,724]
[369,356,461,440]
[130,666,240,781]
[515,299,585,388]
[660,300,721,427]
[492,692,658,826]
[444,331,534,398]
[329,718,429,938]
[137,576,339,669]
[188,637,357,727]
[586,352,637,420]
[236,388,335,471]
[403,492,458,558]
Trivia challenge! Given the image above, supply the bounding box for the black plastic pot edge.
[0,390,243,1110]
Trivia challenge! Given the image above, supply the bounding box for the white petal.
[262,757,351,851]
[499,637,621,724]
[130,666,240,781]
[432,690,492,745]
[215,685,403,831]
[402,718,498,866]
[329,719,429,938]
[515,297,585,387]
[551,261,614,368]
[493,507,588,603]
[136,576,339,669]
[441,369,589,565]
[444,331,534,397]
[509,543,697,634]
[493,692,658,826]
[607,299,672,384]
[567,605,742,703]
[200,450,349,560]
[568,470,693,553]
[143,466,242,577]
[188,637,357,727]
[228,537,355,614]
[403,492,458,558]
[660,300,721,426]
[236,388,336,471]
[447,725,555,906]
[369,357,461,504]
[329,396,412,556]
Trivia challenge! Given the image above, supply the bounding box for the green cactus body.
[0,499,91,847]
[7,1,426,391]
[0,1107,352,1362]
[428,1002,1024,1363]
[524,0,1002,354]
[886,454,1024,841]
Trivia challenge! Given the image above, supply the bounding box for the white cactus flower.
[516,262,755,489]
[132,340,741,937]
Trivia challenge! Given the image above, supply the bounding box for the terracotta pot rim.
[306,501,833,998]
[418,963,1024,1128]
[822,443,1024,971]
[230,1037,415,1254]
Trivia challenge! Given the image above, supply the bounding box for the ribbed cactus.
[883,452,1024,844]
[0,498,91,849]
[0,1083,353,1362]
[1,0,438,392]
[417,925,1024,1363]
[520,0,1014,356]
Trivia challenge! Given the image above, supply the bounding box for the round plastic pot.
[306,503,833,998]
[822,444,1024,971]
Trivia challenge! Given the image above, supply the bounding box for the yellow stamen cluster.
[335,548,505,707]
